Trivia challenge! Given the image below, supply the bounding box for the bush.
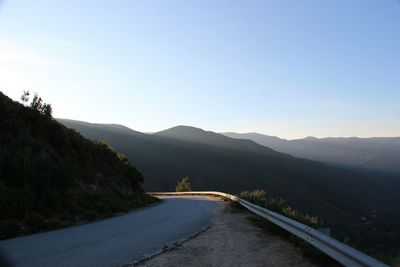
[176,177,191,192]
[239,190,267,206]
[239,189,322,228]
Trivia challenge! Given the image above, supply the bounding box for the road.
[0,196,222,267]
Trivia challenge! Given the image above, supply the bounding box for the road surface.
[0,196,222,267]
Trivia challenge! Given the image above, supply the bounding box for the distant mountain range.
[59,120,400,224]
[222,132,400,174]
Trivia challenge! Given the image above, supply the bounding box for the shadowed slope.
[0,93,153,239]
[59,119,400,225]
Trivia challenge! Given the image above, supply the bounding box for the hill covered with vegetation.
[59,119,400,261]
[0,92,155,239]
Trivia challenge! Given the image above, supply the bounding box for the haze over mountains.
[222,132,400,174]
[59,120,400,222]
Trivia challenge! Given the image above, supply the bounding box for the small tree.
[21,90,30,103]
[41,102,52,118]
[20,90,53,118]
[176,177,191,192]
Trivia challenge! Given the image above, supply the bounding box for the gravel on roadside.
[138,200,317,267]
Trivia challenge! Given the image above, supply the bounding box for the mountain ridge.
[155,126,281,155]
[59,119,400,223]
[222,132,400,174]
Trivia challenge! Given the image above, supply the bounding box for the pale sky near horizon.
[0,0,399,139]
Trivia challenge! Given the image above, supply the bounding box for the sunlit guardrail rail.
[149,191,388,267]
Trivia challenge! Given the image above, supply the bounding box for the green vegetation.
[0,92,157,239]
[239,190,322,228]
[21,90,53,118]
[175,177,191,192]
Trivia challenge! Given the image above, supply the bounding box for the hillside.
[0,93,155,239]
[222,132,400,174]
[60,120,400,218]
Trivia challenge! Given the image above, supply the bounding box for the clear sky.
[0,0,399,139]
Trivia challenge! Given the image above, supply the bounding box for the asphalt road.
[0,196,222,267]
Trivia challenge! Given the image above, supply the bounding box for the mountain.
[222,132,400,174]
[0,93,154,239]
[156,126,278,154]
[59,120,400,223]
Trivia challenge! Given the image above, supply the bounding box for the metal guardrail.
[150,191,389,267]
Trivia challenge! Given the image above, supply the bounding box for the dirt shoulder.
[138,201,317,267]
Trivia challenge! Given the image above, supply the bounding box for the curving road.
[0,196,222,267]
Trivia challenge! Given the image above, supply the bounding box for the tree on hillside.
[99,139,129,163]
[21,90,53,118]
[176,177,191,192]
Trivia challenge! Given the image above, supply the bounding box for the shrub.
[239,190,267,206]
[176,177,191,192]
[265,197,287,212]
[239,189,322,228]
